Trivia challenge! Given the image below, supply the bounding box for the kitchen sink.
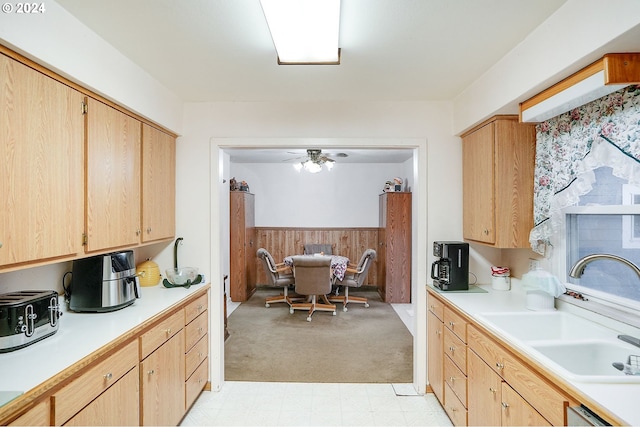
[477,311,613,342]
[477,311,640,383]
[530,340,640,383]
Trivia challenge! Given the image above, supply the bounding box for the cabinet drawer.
[468,325,568,426]
[444,307,467,343]
[186,334,208,379]
[185,311,208,352]
[186,356,208,410]
[140,309,184,359]
[185,292,208,325]
[444,382,467,426]
[444,327,466,375]
[427,294,444,321]
[53,340,138,425]
[444,354,467,407]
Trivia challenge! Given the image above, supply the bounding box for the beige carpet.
[224,288,413,383]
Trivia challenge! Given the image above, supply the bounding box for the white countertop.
[0,283,209,403]
[429,282,640,426]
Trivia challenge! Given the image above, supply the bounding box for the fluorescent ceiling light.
[520,53,640,123]
[260,0,341,64]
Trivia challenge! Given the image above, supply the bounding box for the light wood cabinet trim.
[7,398,50,426]
[185,311,208,352]
[186,334,209,379]
[444,382,468,426]
[444,353,467,407]
[62,366,139,426]
[185,356,209,411]
[185,293,208,325]
[140,308,185,360]
[52,340,138,425]
[0,45,178,138]
[444,327,467,375]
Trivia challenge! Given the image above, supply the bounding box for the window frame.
[553,204,640,316]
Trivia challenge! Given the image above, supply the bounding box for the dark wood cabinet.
[377,192,411,303]
[229,191,256,302]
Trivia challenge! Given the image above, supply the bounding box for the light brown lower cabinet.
[140,330,185,426]
[0,286,210,427]
[467,349,550,426]
[63,367,140,426]
[427,290,574,426]
[7,399,50,426]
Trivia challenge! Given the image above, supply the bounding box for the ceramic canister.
[136,259,161,287]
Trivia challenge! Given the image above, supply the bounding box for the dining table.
[283,254,350,281]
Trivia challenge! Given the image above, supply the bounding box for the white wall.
[230,162,407,227]
[454,0,640,134]
[0,0,183,133]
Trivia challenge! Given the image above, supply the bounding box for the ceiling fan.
[286,149,337,173]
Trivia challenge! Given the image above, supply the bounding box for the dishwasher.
[567,405,610,426]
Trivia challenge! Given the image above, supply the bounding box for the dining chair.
[330,248,376,311]
[287,255,336,321]
[256,248,297,308]
[303,243,334,255]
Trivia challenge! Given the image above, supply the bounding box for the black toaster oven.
[0,290,62,353]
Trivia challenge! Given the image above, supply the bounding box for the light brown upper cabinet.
[141,124,176,243]
[461,116,536,248]
[85,98,141,252]
[0,54,84,268]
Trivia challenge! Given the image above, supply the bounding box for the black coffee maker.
[431,241,469,291]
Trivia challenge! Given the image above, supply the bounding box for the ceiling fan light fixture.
[260,0,341,65]
[303,159,323,173]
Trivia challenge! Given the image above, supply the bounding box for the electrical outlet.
[528,258,540,271]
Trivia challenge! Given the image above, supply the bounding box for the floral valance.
[530,85,640,255]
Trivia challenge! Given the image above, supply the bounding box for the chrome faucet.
[569,254,640,278]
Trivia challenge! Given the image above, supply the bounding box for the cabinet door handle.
[198,327,203,333]
[449,376,455,382]
[136,229,141,236]
[495,362,504,370]
[148,369,155,375]
[484,229,489,235]
[198,304,204,311]
[489,387,497,394]
[449,346,455,353]
[147,227,152,233]
[501,402,509,409]
[103,372,113,380]
[165,328,172,335]
[448,321,455,327]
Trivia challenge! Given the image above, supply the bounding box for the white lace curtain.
[530,85,640,255]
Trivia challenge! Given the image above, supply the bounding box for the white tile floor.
[180,381,452,426]
[182,299,451,426]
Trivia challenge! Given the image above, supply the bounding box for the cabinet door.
[501,383,551,427]
[141,124,175,242]
[141,329,185,426]
[462,121,495,244]
[63,366,139,426]
[427,310,444,403]
[468,349,501,427]
[0,54,84,267]
[8,399,50,426]
[85,98,141,252]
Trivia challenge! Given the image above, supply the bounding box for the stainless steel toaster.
[0,290,62,353]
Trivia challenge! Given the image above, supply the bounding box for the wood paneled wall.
[253,227,380,286]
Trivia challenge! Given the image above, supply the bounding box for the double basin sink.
[476,311,640,383]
